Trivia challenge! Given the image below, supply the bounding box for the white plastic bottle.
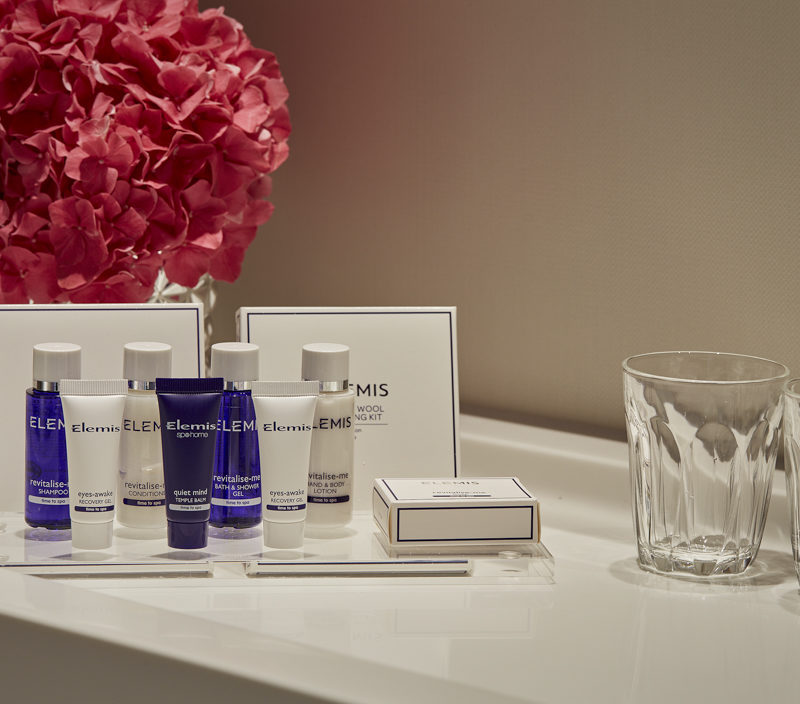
[303,343,355,529]
[117,342,172,529]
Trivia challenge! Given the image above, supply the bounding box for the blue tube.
[156,377,223,549]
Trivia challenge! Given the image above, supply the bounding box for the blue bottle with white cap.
[210,342,261,529]
[25,342,81,529]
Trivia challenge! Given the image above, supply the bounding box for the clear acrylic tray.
[0,512,554,583]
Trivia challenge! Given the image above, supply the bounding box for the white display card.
[237,307,460,510]
[0,304,204,511]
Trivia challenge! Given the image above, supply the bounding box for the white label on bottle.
[28,495,69,505]
[210,497,261,507]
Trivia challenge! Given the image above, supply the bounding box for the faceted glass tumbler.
[782,380,800,586]
[623,351,788,577]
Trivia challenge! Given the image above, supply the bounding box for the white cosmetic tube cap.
[211,342,259,382]
[71,521,113,550]
[33,343,81,384]
[264,520,305,549]
[124,342,172,385]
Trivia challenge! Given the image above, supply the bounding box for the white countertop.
[1,415,798,703]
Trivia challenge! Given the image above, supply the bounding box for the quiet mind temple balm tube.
[60,379,127,550]
[156,377,223,550]
[252,381,319,549]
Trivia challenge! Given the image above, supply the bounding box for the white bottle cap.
[71,521,113,550]
[124,342,172,389]
[264,520,305,549]
[211,342,259,385]
[33,342,81,390]
[302,343,349,392]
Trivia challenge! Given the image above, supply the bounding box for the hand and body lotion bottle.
[210,342,261,529]
[303,343,355,530]
[118,342,172,529]
[25,343,81,529]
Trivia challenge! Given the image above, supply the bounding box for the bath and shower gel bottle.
[118,342,172,529]
[210,342,261,529]
[25,342,81,529]
[303,343,355,529]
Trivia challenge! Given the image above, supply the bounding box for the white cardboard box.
[236,307,460,510]
[0,304,204,512]
[372,477,540,546]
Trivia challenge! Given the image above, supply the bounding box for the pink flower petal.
[126,0,166,23]
[163,244,209,287]
[0,44,38,110]
[110,30,159,75]
[240,198,274,227]
[48,197,109,289]
[0,246,39,299]
[233,85,270,133]
[247,174,272,200]
[218,126,270,169]
[7,1,46,34]
[111,204,148,242]
[208,224,259,282]
[27,253,64,303]
[158,64,199,98]
[68,254,161,302]
[54,0,124,22]
[16,211,49,239]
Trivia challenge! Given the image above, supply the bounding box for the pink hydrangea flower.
[0,0,289,302]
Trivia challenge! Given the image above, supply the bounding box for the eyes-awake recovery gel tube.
[156,377,223,549]
[60,379,127,550]
[252,381,319,549]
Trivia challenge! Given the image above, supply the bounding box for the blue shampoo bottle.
[210,342,261,529]
[25,343,81,529]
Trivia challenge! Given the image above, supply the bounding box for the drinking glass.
[781,379,800,586]
[623,351,788,577]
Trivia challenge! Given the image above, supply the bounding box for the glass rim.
[783,378,800,398]
[622,351,790,385]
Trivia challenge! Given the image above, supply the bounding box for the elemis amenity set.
[25,340,354,551]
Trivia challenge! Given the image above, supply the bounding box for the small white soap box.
[373,477,540,547]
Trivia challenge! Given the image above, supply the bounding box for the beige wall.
[208,1,800,439]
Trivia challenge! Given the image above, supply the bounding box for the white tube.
[60,379,127,550]
[251,381,319,549]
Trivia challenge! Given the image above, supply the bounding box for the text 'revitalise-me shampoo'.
[25,343,81,530]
